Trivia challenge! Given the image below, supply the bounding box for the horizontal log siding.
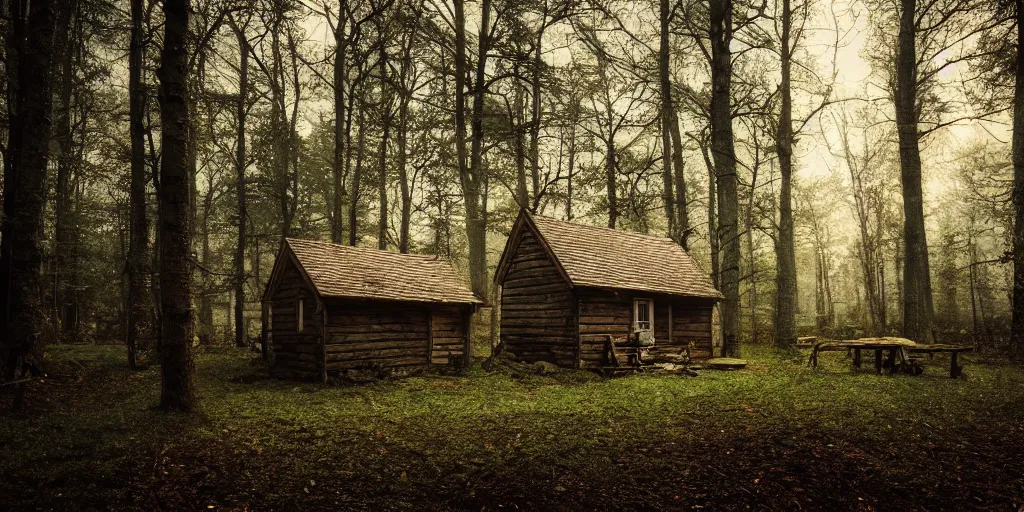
[577,289,632,367]
[499,229,575,366]
[431,305,467,365]
[269,262,320,380]
[670,302,714,359]
[576,288,716,367]
[323,300,430,372]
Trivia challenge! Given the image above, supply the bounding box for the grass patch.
[2,344,1023,510]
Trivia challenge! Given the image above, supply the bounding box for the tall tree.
[895,0,935,343]
[157,0,197,411]
[332,0,349,243]
[773,0,796,349]
[127,0,150,367]
[454,0,489,298]
[709,0,740,357]
[0,0,61,409]
[231,15,249,349]
[1011,0,1024,358]
[377,29,392,250]
[658,0,676,240]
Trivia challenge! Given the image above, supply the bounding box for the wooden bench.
[809,338,972,378]
[908,344,973,378]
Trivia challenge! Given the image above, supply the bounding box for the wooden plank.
[326,348,428,362]
[462,307,471,369]
[427,306,434,364]
[574,295,582,369]
[326,340,427,353]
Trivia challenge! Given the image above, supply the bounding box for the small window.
[296,298,304,333]
[634,298,653,332]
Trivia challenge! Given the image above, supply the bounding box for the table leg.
[887,349,897,374]
[875,350,882,374]
[853,348,862,369]
[950,352,960,379]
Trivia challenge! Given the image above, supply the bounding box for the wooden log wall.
[499,228,576,366]
[669,301,714,359]
[576,288,715,367]
[577,289,631,367]
[323,300,431,372]
[268,262,321,380]
[430,305,467,365]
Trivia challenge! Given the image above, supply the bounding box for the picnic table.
[809,337,972,378]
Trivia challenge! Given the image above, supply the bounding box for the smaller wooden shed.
[261,238,480,381]
[494,210,724,369]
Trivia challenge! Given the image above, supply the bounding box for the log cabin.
[261,238,481,381]
[494,210,724,369]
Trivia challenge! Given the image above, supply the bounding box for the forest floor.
[1,344,1023,511]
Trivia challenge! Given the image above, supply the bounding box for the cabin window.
[633,298,653,332]
[296,299,304,333]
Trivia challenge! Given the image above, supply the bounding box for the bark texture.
[233,19,248,348]
[157,0,197,411]
[709,0,740,357]
[1011,0,1024,358]
[895,0,935,343]
[774,0,797,349]
[0,0,60,409]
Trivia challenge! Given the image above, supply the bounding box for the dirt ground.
[2,344,1023,511]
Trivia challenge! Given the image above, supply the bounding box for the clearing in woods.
[1,344,1023,510]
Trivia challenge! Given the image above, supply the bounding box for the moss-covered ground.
[2,344,1023,510]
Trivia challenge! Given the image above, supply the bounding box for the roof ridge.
[286,238,447,261]
[530,214,680,245]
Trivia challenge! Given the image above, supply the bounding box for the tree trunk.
[896,0,935,343]
[456,0,489,299]
[378,40,391,251]
[670,111,688,248]
[702,141,719,289]
[606,139,618,229]
[566,123,576,220]
[349,97,367,246]
[515,75,529,209]
[1010,0,1024,358]
[0,0,60,409]
[774,0,796,349]
[199,192,213,345]
[127,0,149,366]
[233,19,248,348]
[709,0,740,357]
[528,27,545,211]
[659,0,676,239]
[397,17,418,254]
[156,0,197,411]
[332,0,348,244]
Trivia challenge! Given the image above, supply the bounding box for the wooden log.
[326,357,428,370]
[326,347,428,362]
[326,339,426,353]
[501,283,571,296]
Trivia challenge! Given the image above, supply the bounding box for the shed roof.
[278,238,480,304]
[498,212,723,300]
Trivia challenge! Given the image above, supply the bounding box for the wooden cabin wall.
[268,261,321,380]
[577,289,631,367]
[499,229,576,366]
[576,287,715,367]
[430,305,467,365]
[323,300,431,372]
[670,301,714,359]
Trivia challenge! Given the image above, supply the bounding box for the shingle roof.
[527,214,723,299]
[284,238,480,304]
